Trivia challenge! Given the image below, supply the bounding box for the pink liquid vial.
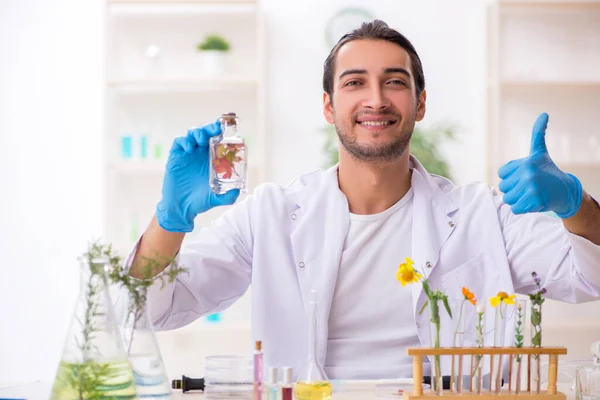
[254,341,263,400]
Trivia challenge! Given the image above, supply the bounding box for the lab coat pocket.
[440,252,501,301]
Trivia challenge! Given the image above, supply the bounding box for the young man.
[118,20,600,379]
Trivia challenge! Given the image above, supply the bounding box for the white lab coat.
[118,156,600,378]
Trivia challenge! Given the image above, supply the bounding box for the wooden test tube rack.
[406,346,568,399]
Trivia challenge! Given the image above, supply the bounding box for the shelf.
[108,160,166,174]
[107,77,258,93]
[499,0,600,7]
[107,2,256,16]
[108,0,255,3]
[492,80,600,88]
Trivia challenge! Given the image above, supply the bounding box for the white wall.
[263,0,491,186]
[1,0,598,384]
[0,0,105,382]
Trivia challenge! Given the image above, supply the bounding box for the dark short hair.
[323,19,425,99]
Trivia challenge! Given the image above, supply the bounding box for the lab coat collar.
[409,158,459,323]
[287,155,458,366]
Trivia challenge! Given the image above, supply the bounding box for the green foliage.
[197,34,231,52]
[514,305,524,362]
[528,272,546,352]
[65,240,187,397]
[321,122,458,180]
[103,245,188,354]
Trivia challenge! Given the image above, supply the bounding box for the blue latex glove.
[498,112,582,219]
[156,120,240,232]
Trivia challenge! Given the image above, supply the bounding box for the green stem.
[435,321,441,390]
[453,299,466,347]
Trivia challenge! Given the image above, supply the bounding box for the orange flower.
[462,287,476,305]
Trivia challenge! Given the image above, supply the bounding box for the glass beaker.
[50,254,137,399]
[576,365,600,400]
[204,355,253,398]
[295,289,332,400]
[120,287,172,398]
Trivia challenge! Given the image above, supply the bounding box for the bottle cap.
[220,112,238,126]
[282,367,293,384]
[268,367,278,384]
[255,340,262,351]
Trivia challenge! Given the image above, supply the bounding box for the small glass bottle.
[209,112,248,194]
[254,340,263,400]
[282,367,293,400]
[294,289,332,400]
[267,367,278,400]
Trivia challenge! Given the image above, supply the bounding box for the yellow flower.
[462,287,476,305]
[490,291,516,307]
[396,258,422,286]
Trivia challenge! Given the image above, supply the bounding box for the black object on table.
[171,375,205,393]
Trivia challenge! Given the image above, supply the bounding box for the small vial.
[267,367,278,400]
[254,341,263,400]
[282,367,293,400]
[209,112,247,194]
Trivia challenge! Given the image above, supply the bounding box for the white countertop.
[0,380,576,400]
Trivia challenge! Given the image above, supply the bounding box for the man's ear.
[323,92,334,124]
[416,89,426,122]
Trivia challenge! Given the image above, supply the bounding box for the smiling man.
[118,20,600,380]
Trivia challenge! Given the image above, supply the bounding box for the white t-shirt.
[325,188,420,380]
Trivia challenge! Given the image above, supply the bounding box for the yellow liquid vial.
[293,381,332,400]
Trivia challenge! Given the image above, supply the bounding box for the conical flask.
[294,289,332,400]
[50,254,137,400]
[120,286,172,398]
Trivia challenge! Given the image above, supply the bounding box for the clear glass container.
[209,112,247,195]
[294,289,332,400]
[120,286,172,398]
[511,299,527,394]
[204,355,253,399]
[50,255,137,399]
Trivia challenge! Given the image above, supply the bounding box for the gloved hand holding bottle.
[156,119,241,233]
[498,112,583,218]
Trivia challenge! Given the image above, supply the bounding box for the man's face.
[323,39,426,163]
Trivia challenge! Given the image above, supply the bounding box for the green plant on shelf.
[197,34,231,52]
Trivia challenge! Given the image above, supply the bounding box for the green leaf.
[442,295,452,319]
[422,280,431,296]
[531,310,541,326]
[532,331,542,347]
[418,300,429,316]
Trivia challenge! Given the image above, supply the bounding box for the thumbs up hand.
[497,113,583,218]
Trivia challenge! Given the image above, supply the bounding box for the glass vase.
[531,302,543,394]
[121,287,172,398]
[428,300,443,395]
[510,299,527,394]
[450,298,467,393]
[50,256,137,400]
[492,301,513,393]
[470,303,486,395]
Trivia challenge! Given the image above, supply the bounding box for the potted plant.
[196,34,231,75]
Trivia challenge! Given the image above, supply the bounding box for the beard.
[334,109,415,163]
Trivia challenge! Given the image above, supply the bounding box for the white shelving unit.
[486,0,600,333]
[486,0,600,196]
[104,0,265,332]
